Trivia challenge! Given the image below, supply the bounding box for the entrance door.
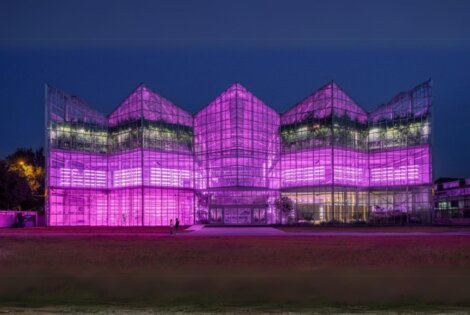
[253,208,267,224]
[209,207,268,224]
[224,208,238,224]
[209,208,223,224]
[238,208,251,224]
[224,208,252,224]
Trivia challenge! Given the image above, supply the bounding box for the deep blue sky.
[1,0,470,179]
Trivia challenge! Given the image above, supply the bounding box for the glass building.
[434,178,470,225]
[45,80,432,226]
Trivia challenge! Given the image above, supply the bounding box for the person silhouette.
[169,219,174,235]
[175,218,180,235]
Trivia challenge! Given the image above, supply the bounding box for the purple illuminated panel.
[143,150,194,189]
[108,188,142,226]
[281,149,333,187]
[48,149,108,226]
[333,148,369,186]
[443,181,460,189]
[282,82,368,125]
[108,85,193,128]
[48,150,108,188]
[194,83,280,224]
[46,80,432,225]
[108,150,142,188]
[331,83,368,123]
[143,188,194,226]
[194,84,280,189]
[46,84,195,226]
[369,145,431,186]
[281,148,369,188]
[282,83,332,125]
[48,187,108,226]
[281,145,430,188]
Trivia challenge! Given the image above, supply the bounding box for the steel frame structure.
[434,179,470,224]
[45,80,432,226]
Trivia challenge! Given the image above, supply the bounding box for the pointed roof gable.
[107,84,193,127]
[369,80,432,123]
[47,85,107,125]
[107,84,145,127]
[331,82,368,123]
[281,82,333,125]
[195,82,278,118]
[140,84,193,127]
[281,81,368,125]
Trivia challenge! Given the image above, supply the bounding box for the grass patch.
[277,225,470,233]
[1,235,470,312]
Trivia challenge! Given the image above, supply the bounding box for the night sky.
[1,0,470,179]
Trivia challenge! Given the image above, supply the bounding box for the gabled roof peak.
[106,83,193,127]
[226,82,248,91]
[194,81,278,117]
[281,80,369,124]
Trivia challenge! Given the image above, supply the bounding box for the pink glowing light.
[369,145,431,186]
[282,166,326,184]
[108,84,193,127]
[113,168,142,187]
[334,166,366,184]
[370,165,419,182]
[150,168,192,188]
[59,168,107,188]
[281,82,369,125]
[46,81,432,226]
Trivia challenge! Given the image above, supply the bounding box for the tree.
[275,196,294,224]
[0,160,32,210]
[195,192,211,224]
[1,148,45,211]
[6,148,45,194]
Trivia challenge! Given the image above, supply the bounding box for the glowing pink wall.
[281,146,430,188]
[46,81,432,225]
[194,84,280,191]
[194,83,280,223]
[369,145,431,186]
[48,148,195,226]
[47,84,195,226]
[108,85,192,128]
[281,82,368,125]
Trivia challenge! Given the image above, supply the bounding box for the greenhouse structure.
[45,80,432,226]
[434,178,470,225]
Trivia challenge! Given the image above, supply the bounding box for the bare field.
[1,234,470,312]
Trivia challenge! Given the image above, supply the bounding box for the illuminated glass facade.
[281,81,432,225]
[46,81,432,225]
[434,179,470,225]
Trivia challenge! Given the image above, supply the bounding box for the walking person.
[175,218,180,235]
[169,219,174,235]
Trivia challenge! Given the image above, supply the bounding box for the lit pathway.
[276,231,470,236]
[1,226,470,237]
[189,226,286,236]
[188,226,470,237]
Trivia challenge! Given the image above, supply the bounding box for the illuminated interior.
[46,80,432,225]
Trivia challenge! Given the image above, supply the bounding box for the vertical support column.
[235,84,239,187]
[429,80,434,224]
[44,85,49,226]
[106,128,110,226]
[140,86,145,226]
[331,81,335,222]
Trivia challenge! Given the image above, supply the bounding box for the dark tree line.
[0,148,45,211]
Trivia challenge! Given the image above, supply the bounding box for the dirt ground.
[1,232,470,312]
